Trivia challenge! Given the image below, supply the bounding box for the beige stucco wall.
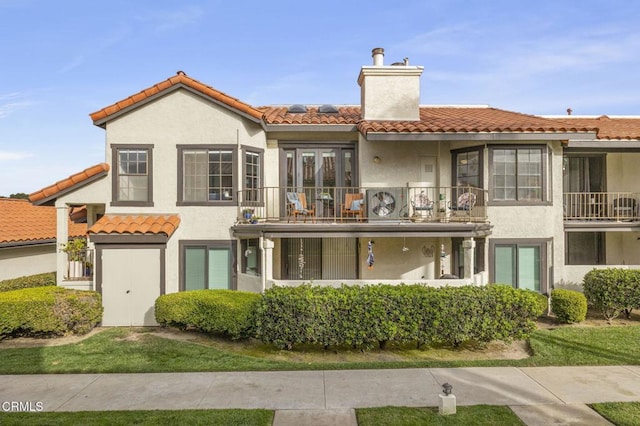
[102,89,268,295]
[359,66,423,121]
[607,153,640,192]
[358,237,440,280]
[0,244,56,281]
[358,138,446,188]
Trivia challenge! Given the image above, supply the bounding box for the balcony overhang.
[564,220,640,232]
[232,222,493,239]
[564,140,640,151]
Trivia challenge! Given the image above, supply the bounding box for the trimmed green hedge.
[0,286,102,339]
[0,272,56,293]
[254,284,542,350]
[550,288,587,323]
[533,291,549,316]
[155,290,261,340]
[583,268,640,322]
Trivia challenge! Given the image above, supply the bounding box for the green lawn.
[590,402,640,426]
[1,325,640,374]
[356,406,525,425]
[0,409,273,426]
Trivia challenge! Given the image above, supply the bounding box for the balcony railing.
[564,192,640,221]
[237,185,488,224]
[65,248,94,281]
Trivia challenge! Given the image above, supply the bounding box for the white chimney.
[358,47,424,121]
[372,47,384,66]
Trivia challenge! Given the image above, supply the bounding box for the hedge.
[0,272,56,293]
[155,290,261,340]
[583,268,640,322]
[550,289,587,323]
[254,284,542,350]
[0,286,102,339]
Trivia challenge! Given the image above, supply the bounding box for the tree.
[9,193,29,200]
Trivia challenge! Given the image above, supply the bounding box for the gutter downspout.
[260,235,266,293]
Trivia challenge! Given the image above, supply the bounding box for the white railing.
[564,192,639,221]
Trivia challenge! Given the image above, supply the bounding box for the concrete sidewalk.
[2,366,639,425]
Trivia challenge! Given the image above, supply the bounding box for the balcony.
[237,185,488,225]
[564,192,640,222]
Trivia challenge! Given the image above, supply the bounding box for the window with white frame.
[244,150,262,203]
[490,146,546,202]
[178,146,236,204]
[112,145,153,206]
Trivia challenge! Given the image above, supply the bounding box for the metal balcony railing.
[237,185,488,224]
[564,192,640,221]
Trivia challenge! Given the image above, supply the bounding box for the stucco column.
[462,238,476,280]
[56,206,70,285]
[260,237,274,292]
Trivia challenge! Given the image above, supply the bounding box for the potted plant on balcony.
[242,208,255,223]
[60,238,87,279]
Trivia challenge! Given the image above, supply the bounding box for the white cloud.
[59,55,85,74]
[0,151,32,161]
[0,92,32,118]
[136,6,204,32]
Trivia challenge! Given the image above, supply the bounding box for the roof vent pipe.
[372,47,384,66]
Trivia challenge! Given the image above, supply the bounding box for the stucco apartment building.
[29,48,640,326]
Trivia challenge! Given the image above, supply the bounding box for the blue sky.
[1,0,639,196]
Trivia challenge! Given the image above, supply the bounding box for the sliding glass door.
[491,239,548,293]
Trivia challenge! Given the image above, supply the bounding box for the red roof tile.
[29,163,110,204]
[357,107,596,135]
[88,214,180,237]
[0,199,86,245]
[262,106,361,125]
[87,72,640,140]
[90,71,264,124]
[546,116,640,140]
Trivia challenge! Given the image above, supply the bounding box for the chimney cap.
[371,47,385,66]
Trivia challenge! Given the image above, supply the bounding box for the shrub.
[583,268,640,322]
[0,286,102,339]
[254,284,541,350]
[0,272,56,293]
[550,289,587,323]
[532,291,549,317]
[155,290,261,340]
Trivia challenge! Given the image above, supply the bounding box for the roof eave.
[0,239,57,249]
[361,131,597,142]
[31,171,109,206]
[566,139,640,149]
[89,234,169,244]
[92,83,264,127]
[263,124,358,133]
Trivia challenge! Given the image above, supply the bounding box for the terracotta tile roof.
[546,116,640,140]
[86,70,640,140]
[29,163,110,205]
[357,107,596,135]
[88,214,180,237]
[0,198,86,245]
[90,71,264,124]
[262,106,361,125]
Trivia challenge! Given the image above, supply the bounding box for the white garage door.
[101,248,161,326]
